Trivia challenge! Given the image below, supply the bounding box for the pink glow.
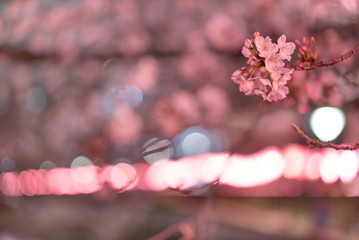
[196,85,230,125]
[0,172,21,196]
[3,144,359,197]
[340,0,358,10]
[101,165,112,183]
[105,163,138,191]
[197,153,230,183]
[71,166,102,194]
[47,168,77,195]
[127,57,159,93]
[18,171,37,196]
[283,145,308,179]
[304,153,321,180]
[319,149,340,184]
[145,157,198,191]
[338,151,359,183]
[132,163,151,191]
[221,148,285,188]
[31,169,49,195]
[144,160,169,191]
[105,106,143,147]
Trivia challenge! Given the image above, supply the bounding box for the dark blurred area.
[0,0,359,239]
[2,195,359,240]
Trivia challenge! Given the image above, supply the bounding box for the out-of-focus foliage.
[1,1,359,240]
[0,0,358,171]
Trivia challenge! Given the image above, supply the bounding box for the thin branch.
[294,45,359,71]
[290,122,359,150]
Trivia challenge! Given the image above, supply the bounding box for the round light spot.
[116,85,143,107]
[0,157,16,172]
[113,157,131,165]
[338,151,359,183]
[143,138,173,164]
[0,172,20,196]
[310,107,345,142]
[182,132,210,155]
[71,156,93,168]
[39,160,57,170]
[319,149,339,184]
[109,163,138,190]
[176,127,211,157]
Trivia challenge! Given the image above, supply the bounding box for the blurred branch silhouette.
[291,122,359,150]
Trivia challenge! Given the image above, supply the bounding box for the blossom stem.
[291,122,359,150]
[294,44,359,71]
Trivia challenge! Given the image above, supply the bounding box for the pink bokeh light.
[1,146,359,197]
[221,148,285,188]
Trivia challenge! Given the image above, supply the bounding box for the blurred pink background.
[0,0,359,239]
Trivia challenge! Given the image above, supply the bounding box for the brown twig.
[294,45,359,71]
[290,122,359,150]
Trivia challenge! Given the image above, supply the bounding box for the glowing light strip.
[1,145,359,196]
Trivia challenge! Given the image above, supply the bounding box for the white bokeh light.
[143,138,173,164]
[70,156,93,168]
[116,85,143,107]
[182,132,210,155]
[39,160,57,170]
[176,127,211,157]
[310,107,345,142]
[338,151,359,183]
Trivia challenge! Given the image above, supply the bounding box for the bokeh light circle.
[310,107,345,142]
[143,138,173,164]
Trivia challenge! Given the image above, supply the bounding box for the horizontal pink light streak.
[1,145,359,196]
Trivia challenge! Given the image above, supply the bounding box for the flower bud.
[299,49,306,56]
[244,39,251,48]
[310,36,315,45]
[295,40,301,47]
[302,37,307,45]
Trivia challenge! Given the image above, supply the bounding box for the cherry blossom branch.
[290,122,359,150]
[294,44,359,71]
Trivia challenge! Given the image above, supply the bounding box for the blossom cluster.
[232,32,296,102]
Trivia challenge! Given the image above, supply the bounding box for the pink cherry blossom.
[266,83,289,102]
[271,67,294,81]
[264,53,284,72]
[231,69,245,85]
[233,32,296,102]
[255,35,278,58]
[241,45,251,58]
[281,68,294,81]
[244,39,252,48]
[242,39,257,64]
[242,47,257,64]
[277,34,296,61]
[232,67,271,98]
[270,68,282,81]
[239,78,255,95]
